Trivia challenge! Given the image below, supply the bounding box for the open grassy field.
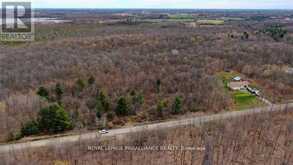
[168,14,194,20]
[197,19,225,25]
[233,91,264,110]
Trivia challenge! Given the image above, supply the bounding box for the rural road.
[0,103,292,153]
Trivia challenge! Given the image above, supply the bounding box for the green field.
[233,91,263,110]
[197,19,225,25]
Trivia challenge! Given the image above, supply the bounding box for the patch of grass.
[233,91,263,110]
[197,19,224,25]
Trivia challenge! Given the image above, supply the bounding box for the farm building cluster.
[228,76,260,96]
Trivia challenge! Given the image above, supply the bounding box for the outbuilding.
[233,76,242,81]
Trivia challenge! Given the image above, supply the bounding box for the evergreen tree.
[262,25,287,41]
[76,79,86,92]
[38,104,72,133]
[21,120,39,136]
[98,90,110,112]
[55,83,64,103]
[88,76,96,85]
[172,96,182,114]
[95,99,103,118]
[96,109,102,119]
[37,86,49,100]
[156,79,161,93]
[156,100,167,118]
[115,97,129,116]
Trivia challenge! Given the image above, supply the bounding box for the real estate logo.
[0,1,34,41]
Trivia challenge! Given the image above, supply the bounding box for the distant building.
[228,81,249,90]
[233,76,241,81]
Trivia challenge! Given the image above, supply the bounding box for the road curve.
[0,103,292,153]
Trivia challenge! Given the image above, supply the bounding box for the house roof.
[228,81,249,89]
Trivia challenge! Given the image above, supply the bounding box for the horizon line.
[32,8,293,10]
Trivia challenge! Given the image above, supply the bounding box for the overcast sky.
[25,0,293,9]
